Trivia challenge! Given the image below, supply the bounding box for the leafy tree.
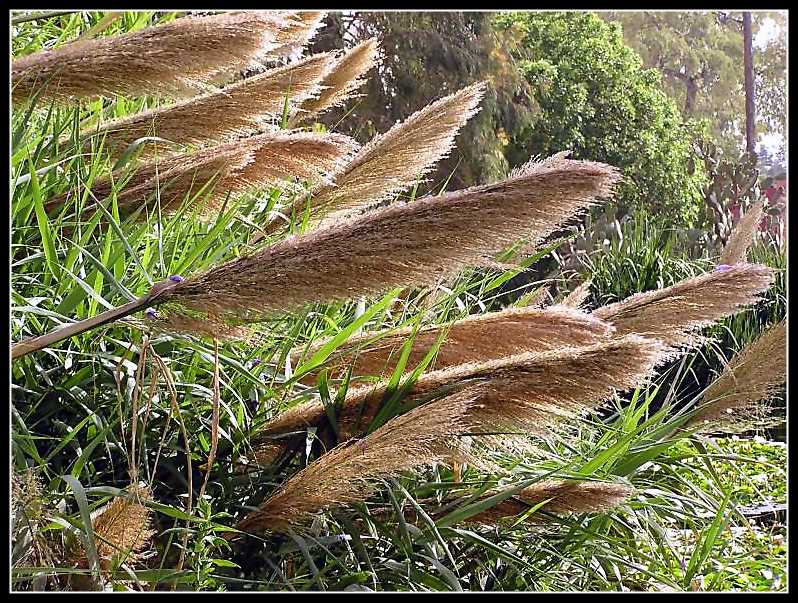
[604,11,786,153]
[494,11,709,225]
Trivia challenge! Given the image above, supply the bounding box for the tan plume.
[90,485,155,571]
[285,81,487,227]
[593,264,775,349]
[48,131,359,218]
[233,396,471,535]
[562,279,592,309]
[289,37,379,126]
[254,335,667,453]
[686,320,786,431]
[85,52,338,158]
[468,480,635,526]
[719,199,765,266]
[14,155,619,360]
[293,304,614,385]
[156,157,620,328]
[266,11,327,57]
[12,11,309,105]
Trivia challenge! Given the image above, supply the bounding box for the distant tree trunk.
[743,12,756,156]
[684,77,699,116]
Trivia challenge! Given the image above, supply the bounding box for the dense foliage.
[605,11,787,153]
[494,12,710,226]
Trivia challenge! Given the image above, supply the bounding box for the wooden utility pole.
[743,12,756,156]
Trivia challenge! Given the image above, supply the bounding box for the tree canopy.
[604,11,786,154]
[494,12,709,225]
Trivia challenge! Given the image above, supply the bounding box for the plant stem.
[11,278,181,361]
[12,11,80,25]
[11,299,148,360]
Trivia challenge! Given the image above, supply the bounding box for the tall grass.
[11,11,786,592]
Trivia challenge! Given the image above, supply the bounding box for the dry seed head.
[254,335,667,449]
[289,38,379,125]
[562,279,592,309]
[12,470,44,513]
[124,310,262,343]
[234,396,471,535]
[593,263,775,349]
[468,480,635,526]
[687,320,786,431]
[266,11,328,57]
[12,471,64,580]
[294,304,615,384]
[302,81,487,225]
[53,131,359,218]
[12,11,306,104]
[85,52,338,158]
[158,157,620,324]
[720,200,765,266]
[91,485,155,570]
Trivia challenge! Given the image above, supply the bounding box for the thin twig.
[12,10,79,25]
[199,339,221,500]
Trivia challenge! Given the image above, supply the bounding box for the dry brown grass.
[12,471,64,578]
[233,396,471,535]
[293,305,614,384]
[158,157,619,325]
[288,81,487,227]
[253,335,667,455]
[49,131,358,218]
[129,310,261,343]
[562,279,592,309]
[289,38,379,126]
[720,200,765,266]
[265,11,327,58]
[90,485,155,571]
[593,263,775,349]
[85,52,338,158]
[467,480,634,526]
[686,320,786,431]
[12,11,307,104]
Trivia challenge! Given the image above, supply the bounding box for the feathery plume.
[234,396,471,535]
[468,480,634,525]
[15,156,618,360]
[254,335,667,450]
[48,131,359,217]
[287,81,487,226]
[294,305,614,384]
[267,11,327,57]
[156,158,620,324]
[289,38,379,126]
[720,200,765,266]
[90,485,155,571]
[12,11,308,105]
[125,310,261,343]
[593,264,775,349]
[562,279,592,309]
[85,52,338,158]
[686,320,786,431]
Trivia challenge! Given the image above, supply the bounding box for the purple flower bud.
[169,274,184,283]
[145,307,158,319]
[714,264,734,273]
[251,359,262,366]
